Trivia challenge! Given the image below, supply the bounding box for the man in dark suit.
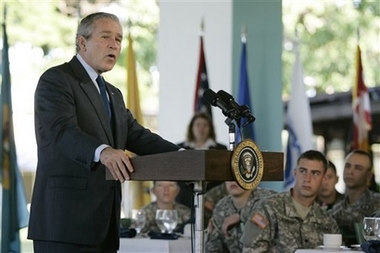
[27,12,180,253]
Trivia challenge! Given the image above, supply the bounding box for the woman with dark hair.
[177,112,226,150]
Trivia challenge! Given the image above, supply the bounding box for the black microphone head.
[217,90,234,101]
[203,89,218,106]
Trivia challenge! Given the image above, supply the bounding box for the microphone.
[203,89,255,127]
[203,89,231,117]
[217,90,256,126]
[217,90,242,116]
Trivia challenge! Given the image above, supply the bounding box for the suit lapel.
[69,57,115,145]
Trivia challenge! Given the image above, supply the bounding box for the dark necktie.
[96,75,111,119]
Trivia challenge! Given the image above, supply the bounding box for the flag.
[1,20,29,253]
[236,35,255,143]
[352,45,371,151]
[194,35,212,117]
[283,41,313,190]
[125,32,150,211]
[126,32,143,124]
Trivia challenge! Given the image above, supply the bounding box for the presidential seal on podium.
[231,139,264,190]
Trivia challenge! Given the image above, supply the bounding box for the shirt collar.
[76,54,98,82]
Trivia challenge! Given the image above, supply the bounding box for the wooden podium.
[107,149,283,182]
[112,149,283,253]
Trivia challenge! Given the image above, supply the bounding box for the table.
[119,237,193,253]
[295,248,364,253]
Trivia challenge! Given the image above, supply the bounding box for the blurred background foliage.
[1,0,379,105]
[282,0,379,97]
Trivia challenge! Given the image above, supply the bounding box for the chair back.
[354,222,365,244]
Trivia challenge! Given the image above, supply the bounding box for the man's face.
[319,167,338,198]
[78,18,122,74]
[343,153,372,189]
[293,158,325,199]
[152,181,179,205]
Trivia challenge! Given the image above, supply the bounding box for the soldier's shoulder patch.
[251,212,269,229]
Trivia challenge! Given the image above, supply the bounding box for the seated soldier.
[141,181,191,234]
[328,149,380,246]
[316,160,344,211]
[205,181,275,253]
[241,150,339,252]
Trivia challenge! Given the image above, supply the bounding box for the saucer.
[319,245,350,250]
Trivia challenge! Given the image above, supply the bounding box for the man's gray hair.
[75,12,121,52]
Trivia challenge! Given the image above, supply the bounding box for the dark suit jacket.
[27,56,179,247]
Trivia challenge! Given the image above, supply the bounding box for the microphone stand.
[225,117,238,151]
[192,116,237,253]
[192,181,205,253]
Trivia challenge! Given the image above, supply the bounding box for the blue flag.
[283,41,313,190]
[194,36,212,117]
[236,38,255,143]
[1,20,29,253]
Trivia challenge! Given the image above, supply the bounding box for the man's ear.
[366,171,374,186]
[174,186,180,197]
[150,187,156,196]
[78,36,87,51]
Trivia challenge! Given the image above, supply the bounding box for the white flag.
[284,41,314,190]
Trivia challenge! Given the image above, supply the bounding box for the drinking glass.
[363,217,377,241]
[163,209,178,234]
[131,209,146,235]
[155,209,167,233]
[375,218,380,240]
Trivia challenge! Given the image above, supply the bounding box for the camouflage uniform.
[241,191,339,253]
[316,190,345,211]
[328,189,380,246]
[205,188,275,253]
[140,201,191,234]
[203,183,229,227]
[204,183,228,207]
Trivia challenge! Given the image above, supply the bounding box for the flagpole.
[241,23,246,43]
[0,4,6,248]
[200,16,204,36]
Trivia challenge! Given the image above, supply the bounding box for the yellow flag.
[125,32,151,210]
[126,33,143,124]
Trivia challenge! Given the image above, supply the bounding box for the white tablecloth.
[119,237,193,253]
[295,248,364,253]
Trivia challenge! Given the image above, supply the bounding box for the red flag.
[194,36,212,117]
[352,45,372,151]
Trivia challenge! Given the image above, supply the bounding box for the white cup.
[323,234,342,249]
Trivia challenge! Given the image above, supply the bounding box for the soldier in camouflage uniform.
[241,150,340,253]
[316,161,344,211]
[206,182,275,253]
[204,183,229,227]
[328,149,380,246]
[140,181,191,234]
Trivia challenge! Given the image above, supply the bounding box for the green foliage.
[283,0,380,96]
[4,1,77,54]
[2,1,378,100]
